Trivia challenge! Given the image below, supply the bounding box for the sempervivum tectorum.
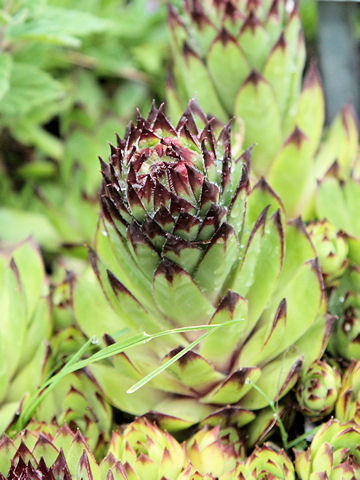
[327,266,360,361]
[234,444,295,480]
[296,359,341,421]
[73,101,331,435]
[336,361,360,425]
[0,421,127,480]
[307,220,348,285]
[294,419,360,480]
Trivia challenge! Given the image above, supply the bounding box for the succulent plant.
[0,240,51,435]
[316,162,360,267]
[294,419,360,479]
[0,421,128,480]
[108,417,188,479]
[168,2,359,218]
[336,361,360,425]
[168,0,305,151]
[34,367,112,461]
[328,266,360,361]
[307,220,349,285]
[73,102,330,434]
[296,359,341,420]
[234,444,295,479]
[186,425,245,478]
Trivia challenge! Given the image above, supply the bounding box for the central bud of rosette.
[100,101,249,293]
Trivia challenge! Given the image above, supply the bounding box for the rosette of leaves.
[234,444,295,479]
[73,102,330,433]
[108,417,189,479]
[294,419,360,479]
[316,161,360,267]
[296,359,341,420]
[0,240,51,435]
[168,1,359,218]
[328,266,360,361]
[186,425,245,478]
[0,421,127,480]
[336,361,360,425]
[307,220,349,285]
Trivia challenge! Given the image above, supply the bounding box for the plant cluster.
[0,0,360,478]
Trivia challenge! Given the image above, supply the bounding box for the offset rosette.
[109,418,187,480]
[328,266,360,361]
[0,421,128,480]
[307,220,348,285]
[296,359,341,420]
[74,102,330,433]
[294,419,360,480]
[234,444,295,480]
[186,425,245,478]
[336,361,360,425]
[316,162,360,267]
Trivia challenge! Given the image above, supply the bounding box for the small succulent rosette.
[108,417,188,479]
[336,361,360,425]
[307,220,348,285]
[296,359,341,420]
[234,444,295,480]
[316,162,360,267]
[186,425,246,478]
[328,266,360,361]
[0,421,127,480]
[294,419,360,479]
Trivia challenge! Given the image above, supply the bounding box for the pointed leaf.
[207,29,250,113]
[198,292,248,371]
[203,368,261,405]
[153,259,215,327]
[194,223,239,303]
[235,72,282,176]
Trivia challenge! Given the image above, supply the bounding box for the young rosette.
[335,361,360,425]
[233,444,295,479]
[316,162,360,267]
[0,240,51,435]
[327,266,360,361]
[307,220,348,285]
[34,367,112,460]
[0,421,127,480]
[186,425,245,478]
[296,359,341,420]
[294,419,360,479]
[108,417,190,479]
[73,102,330,433]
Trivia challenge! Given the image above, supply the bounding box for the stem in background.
[246,379,289,451]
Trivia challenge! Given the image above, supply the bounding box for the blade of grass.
[245,378,289,450]
[15,319,242,432]
[127,318,243,394]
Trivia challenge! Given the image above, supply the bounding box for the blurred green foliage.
[0,0,169,256]
[299,0,318,47]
